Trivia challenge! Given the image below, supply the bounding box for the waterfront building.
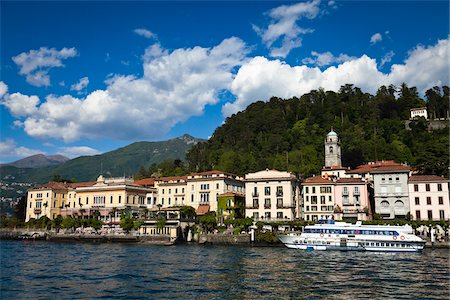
[245,169,299,222]
[217,192,245,224]
[155,176,188,208]
[187,171,244,214]
[302,176,335,221]
[333,178,372,221]
[321,166,350,179]
[60,175,155,222]
[26,182,71,221]
[408,175,450,221]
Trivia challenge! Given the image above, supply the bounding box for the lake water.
[1,240,449,299]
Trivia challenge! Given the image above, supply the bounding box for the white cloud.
[4,37,249,142]
[134,28,156,39]
[223,37,449,116]
[70,77,89,93]
[0,81,8,98]
[301,51,355,67]
[57,146,100,158]
[0,139,43,160]
[253,0,321,58]
[380,51,395,67]
[12,47,77,87]
[370,33,382,45]
[1,87,40,117]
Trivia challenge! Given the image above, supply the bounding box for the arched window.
[329,146,333,153]
[394,200,404,207]
[381,200,389,207]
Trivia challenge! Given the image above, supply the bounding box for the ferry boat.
[277,221,426,252]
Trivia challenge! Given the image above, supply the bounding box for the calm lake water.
[1,240,449,299]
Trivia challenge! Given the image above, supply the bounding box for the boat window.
[393,231,399,236]
[401,244,405,247]
[371,243,374,246]
[376,243,380,246]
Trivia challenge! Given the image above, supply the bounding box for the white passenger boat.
[277,221,426,252]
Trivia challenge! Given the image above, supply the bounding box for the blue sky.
[1,1,448,163]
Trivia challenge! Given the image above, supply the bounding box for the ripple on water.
[1,241,449,299]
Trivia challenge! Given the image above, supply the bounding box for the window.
[439,210,445,220]
[426,184,430,192]
[162,189,165,194]
[169,189,171,194]
[147,197,151,205]
[216,183,219,190]
[37,193,42,198]
[29,201,32,208]
[305,187,309,194]
[253,212,259,220]
[382,178,385,182]
[389,178,392,182]
[329,146,333,153]
[277,186,283,196]
[320,196,325,204]
[86,197,89,205]
[118,195,121,204]
[306,206,310,211]
[161,198,164,205]
[110,196,113,204]
[427,210,433,220]
[264,198,271,209]
[354,187,359,194]
[395,177,399,181]
[438,184,442,191]
[264,212,271,220]
[265,187,271,196]
[253,198,259,208]
[438,197,443,205]
[53,201,56,208]
[277,212,283,219]
[182,188,185,193]
[414,184,418,192]
[175,188,178,194]
[126,196,129,204]
[192,185,194,191]
[415,197,420,205]
[427,197,431,205]
[329,196,332,202]
[277,198,283,208]
[312,187,316,194]
[415,210,421,220]
[191,194,194,203]
[36,201,42,209]
[306,196,309,202]
[311,196,317,204]
[168,198,171,205]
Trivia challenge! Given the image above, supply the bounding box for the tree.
[198,215,217,233]
[156,217,166,231]
[14,196,26,222]
[119,216,134,233]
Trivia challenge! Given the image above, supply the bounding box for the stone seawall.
[199,234,251,244]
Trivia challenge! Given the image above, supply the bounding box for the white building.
[408,175,450,220]
[410,107,428,119]
[245,169,299,222]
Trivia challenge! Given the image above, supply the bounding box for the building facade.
[302,176,335,221]
[245,169,299,222]
[26,182,70,221]
[333,178,371,221]
[410,107,428,119]
[408,175,450,221]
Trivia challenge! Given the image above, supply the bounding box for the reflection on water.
[1,241,449,299]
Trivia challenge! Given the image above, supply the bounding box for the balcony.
[264,204,271,209]
[276,192,283,197]
[252,192,259,197]
[34,209,42,214]
[277,203,294,209]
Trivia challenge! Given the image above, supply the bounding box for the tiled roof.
[196,204,210,215]
[303,177,333,184]
[347,161,410,174]
[135,178,156,186]
[68,182,96,188]
[34,181,68,190]
[409,175,448,182]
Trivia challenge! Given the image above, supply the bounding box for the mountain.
[1,154,69,168]
[186,84,449,177]
[0,134,204,184]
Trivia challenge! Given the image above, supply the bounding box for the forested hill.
[186,84,449,178]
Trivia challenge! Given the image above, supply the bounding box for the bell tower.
[325,129,341,167]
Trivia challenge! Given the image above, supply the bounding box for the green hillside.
[186,84,449,178]
[0,134,203,184]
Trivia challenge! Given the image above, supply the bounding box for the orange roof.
[303,177,333,184]
[409,175,448,182]
[196,204,210,215]
[347,161,410,174]
[34,181,68,190]
[135,178,156,186]
[68,182,96,188]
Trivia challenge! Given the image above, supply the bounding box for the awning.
[196,204,210,215]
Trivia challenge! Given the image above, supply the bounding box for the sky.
[0,0,448,163]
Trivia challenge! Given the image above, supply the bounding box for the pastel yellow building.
[26,182,69,221]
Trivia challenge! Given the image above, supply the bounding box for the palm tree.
[109,207,117,223]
